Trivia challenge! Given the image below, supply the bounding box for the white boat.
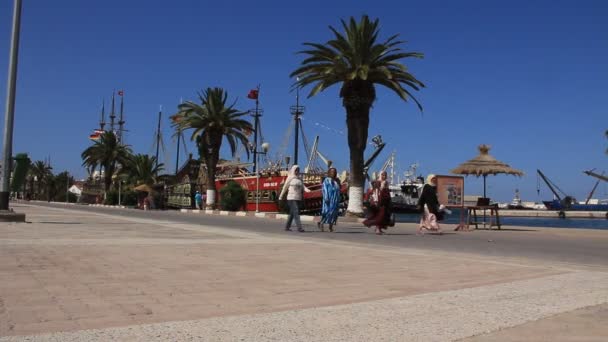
[375,153,425,213]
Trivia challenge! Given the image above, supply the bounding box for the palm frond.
[289,14,425,111]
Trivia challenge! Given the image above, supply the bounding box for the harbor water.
[395,209,608,230]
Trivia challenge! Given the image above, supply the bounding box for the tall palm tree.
[81,131,132,194]
[290,15,425,215]
[127,154,164,186]
[172,87,252,207]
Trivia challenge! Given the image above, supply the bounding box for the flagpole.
[0,0,23,211]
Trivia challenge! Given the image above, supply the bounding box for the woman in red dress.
[363,171,393,235]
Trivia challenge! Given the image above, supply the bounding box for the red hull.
[215,173,347,213]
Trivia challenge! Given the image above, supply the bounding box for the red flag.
[170,114,183,123]
[117,90,124,96]
[247,89,259,100]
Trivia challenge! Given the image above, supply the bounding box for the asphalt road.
[14,202,608,268]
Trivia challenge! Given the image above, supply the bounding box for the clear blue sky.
[1,0,607,202]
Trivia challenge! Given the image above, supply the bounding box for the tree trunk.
[203,133,222,208]
[345,104,371,216]
[341,80,375,216]
[104,163,114,195]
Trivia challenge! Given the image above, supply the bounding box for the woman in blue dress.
[318,167,342,232]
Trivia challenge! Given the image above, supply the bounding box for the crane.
[585,176,603,204]
[536,169,569,202]
[584,169,608,183]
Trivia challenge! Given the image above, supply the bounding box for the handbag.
[389,213,396,227]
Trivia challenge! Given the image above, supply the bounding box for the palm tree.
[127,154,164,186]
[290,15,425,215]
[81,131,133,194]
[172,87,252,208]
[29,160,52,199]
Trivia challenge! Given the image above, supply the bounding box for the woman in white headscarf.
[417,174,443,235]
[279,165,310,232]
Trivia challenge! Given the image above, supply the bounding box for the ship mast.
[251,87,262,173]
[290,83,305,166]
[117,91,125,143]
[99,100,106,132]
[109,91,116,133]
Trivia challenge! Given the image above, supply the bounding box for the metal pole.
[483,174,487,228]
[256,153,260,213]
[253,99,259,173]
[65,174,69,203]
[175,129,181,175]
[294,88,299,166]
[155,107,162,170]
[0,0,23,210]
[118,181,121,206]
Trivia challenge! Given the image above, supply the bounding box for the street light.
[0,0,23,210]
[254,142,270,213]
[118,180,122,206]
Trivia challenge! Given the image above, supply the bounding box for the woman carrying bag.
[417,174,444,235]
[279,165,310,232]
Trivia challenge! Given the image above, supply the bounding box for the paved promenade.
[1,203,607,341]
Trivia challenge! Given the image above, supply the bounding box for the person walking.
[194,191,203,209]
[363,171,393,235]
[279,165,310,232]
[318,167,341,232]
[417,174,443,235]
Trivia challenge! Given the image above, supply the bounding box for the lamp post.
[0,0,23,211]
[118,180,122,206]
[254,142,270,213]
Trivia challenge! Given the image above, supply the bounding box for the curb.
[178,208,367,224]
[20,200,367,224]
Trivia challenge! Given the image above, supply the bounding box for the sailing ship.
[168,88,386,213]
[81,91,127,204]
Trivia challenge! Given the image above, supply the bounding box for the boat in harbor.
[374,153,425,214]
[507,189,529,210]
[537,169,608,211]
[167,90,386,213]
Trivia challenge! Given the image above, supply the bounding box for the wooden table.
[466,205,501,229]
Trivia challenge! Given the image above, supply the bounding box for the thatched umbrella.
[134,184,155,193]
[451,144,524,198]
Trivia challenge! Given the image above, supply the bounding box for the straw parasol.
[134,184,155,193]
[451,144,524,198]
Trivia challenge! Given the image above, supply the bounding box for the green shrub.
[219,181,246,211]
[122,191,138,206]
[105,190,118,205]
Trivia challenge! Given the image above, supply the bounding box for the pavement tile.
[1,203,607,341]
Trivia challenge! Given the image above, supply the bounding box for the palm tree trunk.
[345,105,370,216]
[104,163,114,197]
[203,134,222,208]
